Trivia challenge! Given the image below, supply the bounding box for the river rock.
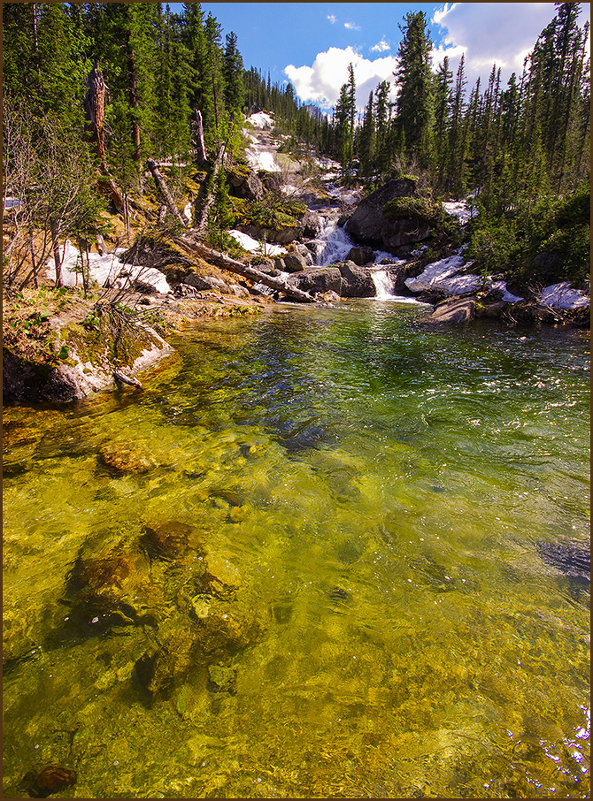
[286,266,342,296]
[141,520,204,561]
[183,273,230,293]
[208,664,238,694]
[283,252,308,273]
[301,210,324,237]
[428,297,477,323]
[98,441,155,474]
[346,246,376,266]
[344,178,417,247]
[338,261,376,298]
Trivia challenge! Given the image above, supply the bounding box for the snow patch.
[44,239,171,294]
[247,112,275,130]
[539,282,590,310]
[228,229,287,257]
[405,251,483,296]
[442,200,473,225]
[487,280,523,303]
[4,196,21,210]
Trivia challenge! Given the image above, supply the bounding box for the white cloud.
[327,14,337,24]
[431,3,458,27]
[431,3,590,88]
[371,39,390,53]
[284,47,398,111]
[344,21,361,31]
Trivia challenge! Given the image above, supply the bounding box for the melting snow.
[246,147,280,172]
[247,112,275,130]
[228,229,287,257]
[539,282,589,310]
[44,239,171,294]
[487,280,523,303]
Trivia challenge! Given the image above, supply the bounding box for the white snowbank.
[442,200,473,225]
[44,239,171,294]
[228,229,287,257]
[405,252,469,293]
[182,203,193,224]
[539,282,589,310]
[487,280,523,303]
[247,111,275,130]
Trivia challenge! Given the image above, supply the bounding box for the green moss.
[63,310,160,371]
[383,196,442,223]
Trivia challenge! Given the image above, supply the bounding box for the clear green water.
[3,302,590,798]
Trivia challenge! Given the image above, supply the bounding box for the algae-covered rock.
[98,440,156,475]
[141,520,205,561]
[134,621,197,698]
[208,664,237,694]
[66,533,155,621]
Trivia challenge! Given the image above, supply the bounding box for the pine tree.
[223,32,245,112]
[434,56,453,185]
[358,92,375,176]
[394,11,434,165]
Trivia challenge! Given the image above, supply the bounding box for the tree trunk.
[146,158,187,228]
[51,221,62,288]
[194,144,226,234]
[192,110,208,166]
[174,235,317,303]
[85,62,125,213]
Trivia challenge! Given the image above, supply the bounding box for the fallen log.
[174,235,317,303]
[146,158,187,228]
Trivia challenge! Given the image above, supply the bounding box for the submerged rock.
[26,766,77,798]
[98,441,155,475]
[208,663,238,694]
[141,520,204,561]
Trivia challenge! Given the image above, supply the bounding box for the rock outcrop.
[344,178,418,250]
[286,266,342,296]
[338,261,376,298]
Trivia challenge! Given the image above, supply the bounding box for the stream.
[3,300,590,798]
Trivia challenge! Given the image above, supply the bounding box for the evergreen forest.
[3,2,590,289]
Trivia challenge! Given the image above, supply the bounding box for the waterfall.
[371,269,395,299]
[318,220,354,266]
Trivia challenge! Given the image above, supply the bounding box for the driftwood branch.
[174,235,316,303]
[146,158,187,228]
[113,370,143,389]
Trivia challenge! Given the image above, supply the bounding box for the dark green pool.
[3,301,589,797]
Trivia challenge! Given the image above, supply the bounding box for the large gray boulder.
[338,261,376,298]
[346,246,376,266]
[283,252,308,273]
[286,267,342,296]
[227,167,265,201]
[345,178,417,245]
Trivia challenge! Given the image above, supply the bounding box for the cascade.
[371,269,395,299]
[318,219,354,266]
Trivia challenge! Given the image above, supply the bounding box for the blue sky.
[176,3,590,111]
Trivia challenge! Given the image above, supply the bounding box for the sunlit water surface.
[3,302,590,798]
